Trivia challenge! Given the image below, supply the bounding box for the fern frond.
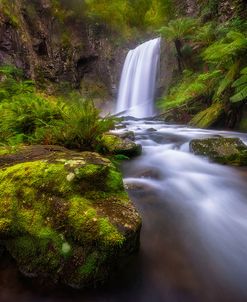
[216,61,240,98]
[230,86,247,102]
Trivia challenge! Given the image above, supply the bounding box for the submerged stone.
[0,145,141,288]
[190,137,247,166]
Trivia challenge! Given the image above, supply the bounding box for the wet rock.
[0,146,141,288]
[100,134,142,157]
[146,128,157,132]
[113,131,135,141]
[190,137,247,166]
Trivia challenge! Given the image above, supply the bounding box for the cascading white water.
[115,38,161,118]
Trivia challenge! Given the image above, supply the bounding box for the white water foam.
[115,38,161,118]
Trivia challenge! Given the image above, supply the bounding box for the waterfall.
[115,38,161,118]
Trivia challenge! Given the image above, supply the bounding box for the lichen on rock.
[0,145,141,288]
[190,137,247,166]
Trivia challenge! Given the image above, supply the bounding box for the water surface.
[1,120,247,302]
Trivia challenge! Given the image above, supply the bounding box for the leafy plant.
[50,98,116,150]
[203,31,247,64]
[0,94,62,145]
[189,102,224,128]
[159,18,197,71]
[231,67,247,102]
[159,70,221,109]
[192,22,216,49]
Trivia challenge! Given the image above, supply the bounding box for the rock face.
[0,145,141,288]
[190,137,247,166]
[0,0,128,105]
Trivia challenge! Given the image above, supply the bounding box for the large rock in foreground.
[0,145,141,288]
[190,137,247,166]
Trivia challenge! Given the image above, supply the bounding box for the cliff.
[0,0,130,110]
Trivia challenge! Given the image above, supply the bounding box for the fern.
[159,70,221,109]
[190,102,224,128]
[158,17,197,40]
[230,67,247,102]
[203,31,247,64]
[215,61,240,98]
[192,22,216,48]
[50,97,116,150]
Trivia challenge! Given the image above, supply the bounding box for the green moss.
[98,218,124,246]
[101,135,121,153]
[106,168,124,192]
[0,146,19,156]
[75,164,106,180]
[190,137,247,165]
[68,196,98,243]
[100,134,142,157]
[78,252,99,278]
[6,234,62,274]
[0,161,71,199]
[0,218,11,236]
[68,196,123,246]
[0,149,141,287]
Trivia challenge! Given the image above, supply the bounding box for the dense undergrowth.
[158,1,247,129]
[0,65,116,150]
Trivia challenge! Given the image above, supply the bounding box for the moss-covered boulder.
[0,145,141,288]
[190,137,247,165]
[100,134,142,157]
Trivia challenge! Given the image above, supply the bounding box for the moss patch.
[100,134,142,157]
[0,146,141,288]
[190,137,247,165]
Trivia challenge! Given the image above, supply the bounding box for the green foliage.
[192,22,216,48]
[52,97,116,150]
[159,70,221,109]
[159,17,197,41]
[0,66,116,150]
[189,102,224,128]
[203,31,247,64]
[215,61,240,99]
[231,67,247,102]
[85,0,173,35]
[159,17,247,128]
[0,93,62,145]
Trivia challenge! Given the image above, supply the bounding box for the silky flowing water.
[1,120,247,302]
[115,38,160,118]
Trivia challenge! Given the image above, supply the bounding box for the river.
[1,120,247,302]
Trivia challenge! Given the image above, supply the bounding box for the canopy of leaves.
[85,0,173,34]
[158,17,197,41]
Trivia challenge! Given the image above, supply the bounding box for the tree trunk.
[174,38,183,73]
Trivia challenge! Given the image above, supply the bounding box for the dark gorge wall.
[0,0,128,108]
